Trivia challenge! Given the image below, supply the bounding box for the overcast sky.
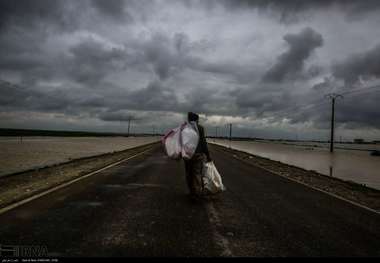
[1,0,380,141]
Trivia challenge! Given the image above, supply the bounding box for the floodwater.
[211,139,380,190]
[0,136,160,177]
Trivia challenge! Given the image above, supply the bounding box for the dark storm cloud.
[0,31,57,85]
[143,34,174,80]
[336,94,380,129]
[66,39,128,84]
[0,80,73,112]
[0,51,48,72]
[288,91,380,130]
[0,0,83,31]
[0,78,182,119]
[0,0,60,25]
[92,0,125,16]
[91,0,133,22]
[0,79,123,116]
[138,32,193,80]
[281,82,380,130]
[236,88,290,114]
[0,0,132,85]
[133,31,259,84]
[263,27,323,83]
[0,0,379,138]
[0,32,129,86]
[0,80,36,107]
[132,31,238,81]
[332,43,380,86]
[0,0,134,32]
[218,0,380,23]
[123,81,182,112]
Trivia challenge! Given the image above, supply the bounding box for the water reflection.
[212,139,380,190]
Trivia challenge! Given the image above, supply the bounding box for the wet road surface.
[0,145,379,257]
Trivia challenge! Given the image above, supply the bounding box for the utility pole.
[215,126,218,138]
[229,123,232,141]
[127,117,131,137]
[126,115,139,137]
[325,93,343,153]
[228,123,232,149]
[152,125,156,136]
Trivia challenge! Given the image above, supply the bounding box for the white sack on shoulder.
[202,162,226,194]
[181,121,199,160]
[162,126,182,160]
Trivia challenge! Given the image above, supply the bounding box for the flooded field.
[267,141,380,151]
[211,139,380,190]
[0,136,159,177]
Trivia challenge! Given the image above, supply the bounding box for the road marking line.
[205,202,234,257]
[212,144,380,215]
[268,171,380,215]
[0,148,153,216]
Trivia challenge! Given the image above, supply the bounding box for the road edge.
[210,143,380,215]
[0,147,155,216]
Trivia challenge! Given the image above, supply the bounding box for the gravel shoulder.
[0,142,159,210]
[210,143,380,212]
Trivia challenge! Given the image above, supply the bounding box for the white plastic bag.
[181,121,199,160]
[202,162,226,194]
[162,125,183,160]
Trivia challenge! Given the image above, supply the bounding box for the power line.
[343,88,380,98]
[341,84,380,96]
[272,84,380,116]
[272,97,326,115]
[266,85,380,119]
[272,100,329,119]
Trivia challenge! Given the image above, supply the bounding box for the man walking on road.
[184,112,212,199]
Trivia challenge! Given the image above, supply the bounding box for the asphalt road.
[0,144,379,257]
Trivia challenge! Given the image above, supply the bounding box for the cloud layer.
[0,0,380,140]
[263,27,323,82]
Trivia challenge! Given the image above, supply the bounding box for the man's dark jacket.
[194,124,211,162]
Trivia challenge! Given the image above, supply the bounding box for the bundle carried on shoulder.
[162,125,183,160]
[162,121,199,160]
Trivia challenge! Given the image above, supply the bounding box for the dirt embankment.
[211,144,380,212]
[0,142,160,209]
